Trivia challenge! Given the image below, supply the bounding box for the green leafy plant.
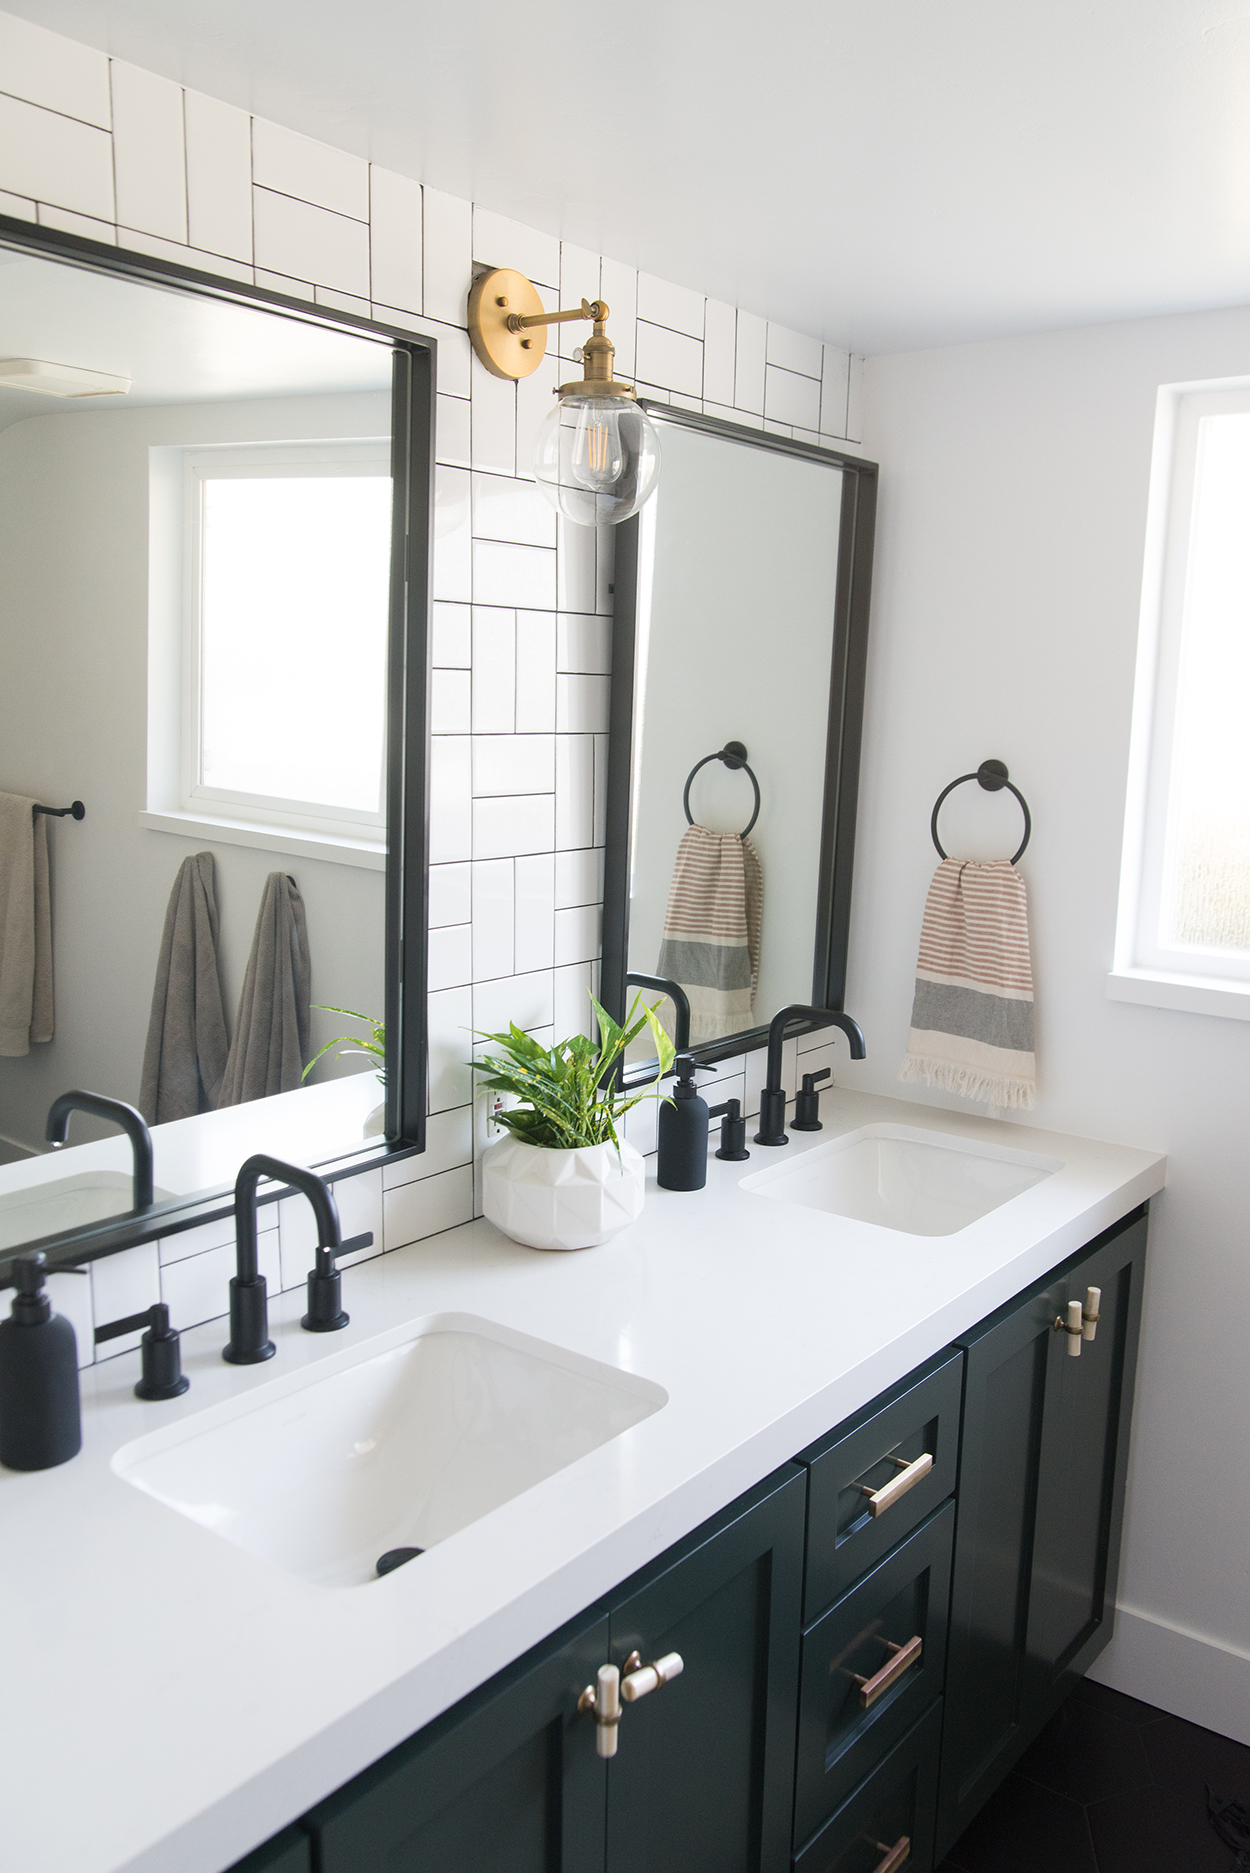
[302,1007,386,1083]
[475,993,675,1151]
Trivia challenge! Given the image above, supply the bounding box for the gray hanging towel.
[217,872,311,1108]
[139,852,229,1123]
[656,825,763,1043]
[0,791,54,1057]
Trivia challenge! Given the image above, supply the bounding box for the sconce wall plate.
[467,268,548,379]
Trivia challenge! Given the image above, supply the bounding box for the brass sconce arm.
[506,297,608,333]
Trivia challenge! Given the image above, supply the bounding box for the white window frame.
[142,438,392,870]
[1109,377,1250,1019]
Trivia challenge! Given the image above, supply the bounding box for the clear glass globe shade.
[534,394,661,526]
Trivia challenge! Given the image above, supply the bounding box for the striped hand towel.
[656,826,763,1043]
[899,858,1035,1109]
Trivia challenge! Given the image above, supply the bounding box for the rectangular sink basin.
[741,1124,1061,1237]
[113,1313,667,1589]
[0,1172,173,1252]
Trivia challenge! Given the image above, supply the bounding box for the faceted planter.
[481,1135,646,1252]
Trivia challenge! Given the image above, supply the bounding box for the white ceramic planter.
[482,1135,647,1251]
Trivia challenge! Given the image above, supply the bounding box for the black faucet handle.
[338,1230,374,1257]
[315,1230,374,1269]
[798,1063,835,1131]
[135,1303,189,1400]
[793,1066,832,1133]
[709,1099,750,1162]
[96,1301,190,1400]
[303,1231,372,1336]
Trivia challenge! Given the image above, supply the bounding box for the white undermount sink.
[0,1172,174,1252]
[741,1123,1061,1236]
[112,1313,667,1589]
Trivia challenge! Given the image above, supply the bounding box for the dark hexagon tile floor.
[938,1678,1250,1873]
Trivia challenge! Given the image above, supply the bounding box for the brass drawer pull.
[852,1633,922,1707]
[859,1451,933,1517]
[871,1836,910,1873]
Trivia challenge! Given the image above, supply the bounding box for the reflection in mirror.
[0,247,400,1218]
[604,411,875,1076]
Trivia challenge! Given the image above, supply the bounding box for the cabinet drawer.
[795,1501,952,1848]
[794,1699,941,1873]
[800,1349,962,1621]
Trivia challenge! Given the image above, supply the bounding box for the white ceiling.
[11,0,1250,353]
[0,250,392,431]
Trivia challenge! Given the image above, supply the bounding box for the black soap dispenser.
[0,1252,82,1472]
[657,1055,710,1191]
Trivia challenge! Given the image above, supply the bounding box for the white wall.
[0,391,388,1151]
[853,302,1250,1742]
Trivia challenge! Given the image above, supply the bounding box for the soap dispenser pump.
[0,1252,82,1472]
[657,1055,710,1191]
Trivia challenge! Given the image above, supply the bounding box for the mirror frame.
[0,212,433,1270]
[601,403,877,1080]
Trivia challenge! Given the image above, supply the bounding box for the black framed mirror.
[601,404,876,1083]
[0,214,431,1267]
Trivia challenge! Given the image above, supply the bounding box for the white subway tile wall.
[0,4,861,1349]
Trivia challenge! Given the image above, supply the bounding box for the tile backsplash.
[0,6,863,1351]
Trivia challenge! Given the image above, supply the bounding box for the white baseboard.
[1089,1603,1250,1744]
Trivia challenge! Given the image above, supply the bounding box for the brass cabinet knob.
[577,1663,622,1758]
[1056,1286,1102,1357]
[1082,1285,1102,1342]
[621,1650,684,1702]
[1055,1298,1084,1356]
[578,1650,684,1755]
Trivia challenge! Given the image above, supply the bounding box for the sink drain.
[376,1546,424,1577]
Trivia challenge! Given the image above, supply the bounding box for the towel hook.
[683,742,761,838]
[930,760,1031,863]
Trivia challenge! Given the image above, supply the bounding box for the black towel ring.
[683,741,761,838]
[931,759,1031,864]
[32,800,85,820]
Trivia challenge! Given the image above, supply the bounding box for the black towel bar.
[930,760,1030,863]
[683,742,761,838]
[32,801,85,821]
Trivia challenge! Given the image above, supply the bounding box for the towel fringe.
[899,1052,1036,1110]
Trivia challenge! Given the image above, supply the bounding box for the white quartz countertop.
[1,1090,1165,1873]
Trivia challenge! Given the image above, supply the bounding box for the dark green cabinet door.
[304,1610,609,1873]
[936,1267,1063,1853]
[937,1208,1148,1858]
[1026,1212,1146,1700]
[226,1827,310,1873]
[603,1464,806,1873]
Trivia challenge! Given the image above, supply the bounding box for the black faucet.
[626,973,691,1054]
[224,1155,371,1364]
[46,1091,155,1211]
[754,1006,866,1146]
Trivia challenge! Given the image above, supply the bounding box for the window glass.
[1160,410,1250,954]
[198,472,391,818]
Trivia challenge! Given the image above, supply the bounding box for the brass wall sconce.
[467,266,660,527]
